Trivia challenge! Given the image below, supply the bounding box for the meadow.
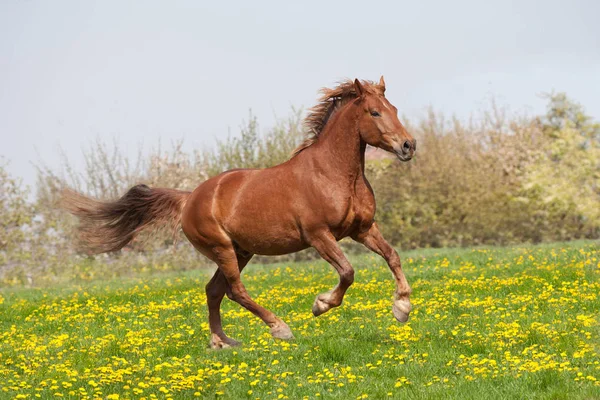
[1,241,598,399]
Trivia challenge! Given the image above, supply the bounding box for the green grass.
[1,241,599,399]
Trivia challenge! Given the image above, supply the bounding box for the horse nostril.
[402,140,412,152]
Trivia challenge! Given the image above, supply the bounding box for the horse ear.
[379,75,386,92]
[354,79,365,97]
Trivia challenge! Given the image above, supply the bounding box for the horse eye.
[370,110,381,117]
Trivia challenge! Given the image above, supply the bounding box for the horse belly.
[228,217,308,255]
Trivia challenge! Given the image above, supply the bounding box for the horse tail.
[61,184,191,254]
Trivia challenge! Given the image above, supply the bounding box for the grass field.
[1,242,599,399]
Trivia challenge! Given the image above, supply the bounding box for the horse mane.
[292,79,383,156]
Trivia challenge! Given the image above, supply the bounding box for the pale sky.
[1,0,599,188]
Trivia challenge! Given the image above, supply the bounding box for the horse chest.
[330,186,375,239]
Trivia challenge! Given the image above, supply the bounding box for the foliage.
[0,158,36,282]
[518,93,600,240]
[368,94,600,248]
[206,108,304,177]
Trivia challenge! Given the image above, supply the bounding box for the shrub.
[368,94,600,248]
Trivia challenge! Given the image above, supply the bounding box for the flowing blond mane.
[292,79,383,156]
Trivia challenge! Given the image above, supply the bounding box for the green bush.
[0,158,36,284]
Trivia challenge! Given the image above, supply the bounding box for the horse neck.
[309,105,366,179]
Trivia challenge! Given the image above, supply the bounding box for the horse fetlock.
[392,298,411,323]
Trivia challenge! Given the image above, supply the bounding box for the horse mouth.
[395,152,413,162]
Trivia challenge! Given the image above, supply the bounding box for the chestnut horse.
[63,77,416,349]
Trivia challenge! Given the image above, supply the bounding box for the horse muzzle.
[393,138,416,162]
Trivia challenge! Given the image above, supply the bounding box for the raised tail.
[61,184,191,254]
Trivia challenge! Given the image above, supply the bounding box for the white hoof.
[312,293,333,316]
[271,320,294,340]
[392,299,411,323]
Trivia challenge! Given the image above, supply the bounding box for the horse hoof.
[209,334,242,350]
[392,299,411,323]
[271,321,294,340]
[312,297,328,316]
[312,293,333,316]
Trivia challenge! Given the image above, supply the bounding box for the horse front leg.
[308,231,355,316]
[353,223,412,322]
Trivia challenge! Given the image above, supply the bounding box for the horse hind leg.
[212,246,294,342]
[205,254,251,349]
[206,271,240,349]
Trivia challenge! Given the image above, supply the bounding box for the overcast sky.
[1,0,599,188]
